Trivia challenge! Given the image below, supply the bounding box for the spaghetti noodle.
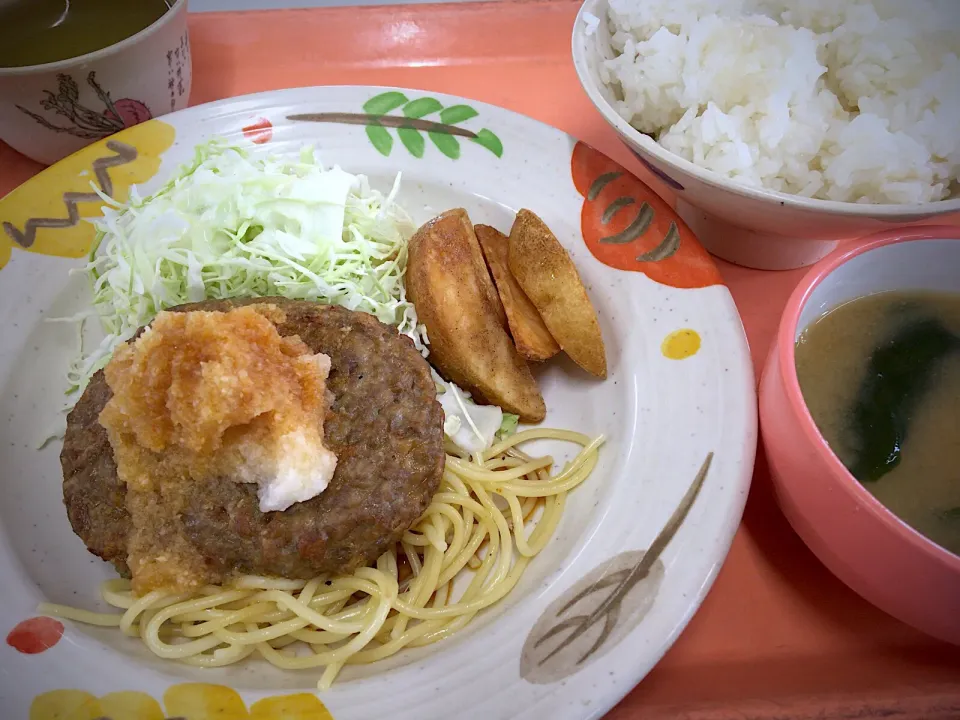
[40,428,603,688]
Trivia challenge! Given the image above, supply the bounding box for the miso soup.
[0,0,171,68]
[795,290,960,556]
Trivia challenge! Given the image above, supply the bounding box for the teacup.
[0,0,191,165]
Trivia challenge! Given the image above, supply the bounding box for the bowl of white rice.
[572,0,960,269]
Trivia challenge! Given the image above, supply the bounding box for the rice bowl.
[572,0,960,269]
[597,0,959,204]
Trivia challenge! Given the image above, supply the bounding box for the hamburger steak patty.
[61,297,445,579]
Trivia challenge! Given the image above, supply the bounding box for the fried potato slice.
[476,224,560,362]
[407,209,546,422]
[508,209,607,378]
[437,211,506,329]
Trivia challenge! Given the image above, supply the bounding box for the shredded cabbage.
[497,413,520,440]
[437,379,503,455]
[69,139,426,395]
[434,371,521,454]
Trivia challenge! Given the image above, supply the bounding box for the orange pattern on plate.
[571,142,721,290]
[30,684,335,720]
[6,616,64,654]
[243,117,274,144]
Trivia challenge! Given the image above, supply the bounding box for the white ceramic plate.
[0,86,755,720]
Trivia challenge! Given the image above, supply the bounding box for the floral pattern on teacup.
[16,71,153,141]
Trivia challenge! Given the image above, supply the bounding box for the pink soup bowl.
[759,226,960,645]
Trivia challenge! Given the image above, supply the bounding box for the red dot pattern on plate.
[242,118,274,144]
[6,617,64,654]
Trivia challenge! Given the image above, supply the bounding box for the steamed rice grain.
[599,0,960,204]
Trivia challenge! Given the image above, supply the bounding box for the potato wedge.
[476,224,560,362]
[508,209,607,378]
[407,209,546,422]
[427,210,506,328]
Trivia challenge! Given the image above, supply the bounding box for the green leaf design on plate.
[398,127,425,158]
[588,171,621,201]
[429,131,460,159]
[342,94,502,160]
[363,91,409,115]
[440,104,479,124]
[601,196,636,225]
[636,221,680,262]
[601,202,654,245]
[365,124,393,156]
[471,128,503,158]
[403,97,444,119]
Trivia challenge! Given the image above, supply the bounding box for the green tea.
[0,0,171,68]
[795,290,960,556]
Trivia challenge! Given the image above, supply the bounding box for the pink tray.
[2,2,958,716]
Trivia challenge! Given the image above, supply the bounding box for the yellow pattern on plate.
[250,694,335,720]
[0,119,175,271]
[30,683,335,720]
[661,329,701,360]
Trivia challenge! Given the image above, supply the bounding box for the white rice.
[598,0,960,204]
